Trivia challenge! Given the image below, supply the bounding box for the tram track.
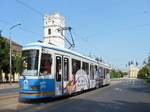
[0,97,17,108]
[0,95,18,111]
[17,96,79,112]
[0,93,18,100]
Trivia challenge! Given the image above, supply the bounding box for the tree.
[0,36,10,81]
[137,52,150,81]
[0,36,22,82]
[12,53,22,73]
[137,65,149,78]
[110,69,127,78]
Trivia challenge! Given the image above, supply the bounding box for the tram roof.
[23,42,110,68]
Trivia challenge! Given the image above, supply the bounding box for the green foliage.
[137,65,149,78]
[0,36,22,78]
[110,69,127,78]
[146,78,150,83]
[138,54,150,83]
[12,54,22,73]
[0,36,10,74]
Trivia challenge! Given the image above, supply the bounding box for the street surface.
[0,78,150,112]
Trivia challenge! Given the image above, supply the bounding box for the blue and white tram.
[19,42,111,99]
[95,62,111,88]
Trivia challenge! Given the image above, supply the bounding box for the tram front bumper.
[19,90,55,99]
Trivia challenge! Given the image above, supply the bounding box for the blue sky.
[0,0,150,69]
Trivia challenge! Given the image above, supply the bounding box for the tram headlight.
[30,86,40,90]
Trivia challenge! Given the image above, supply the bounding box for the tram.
[19,42,111,99]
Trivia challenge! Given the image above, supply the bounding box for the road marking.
[114,88,122,92]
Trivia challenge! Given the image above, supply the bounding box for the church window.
[48,29,51,35]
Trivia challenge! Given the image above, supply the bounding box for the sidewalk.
[0,83,19,90]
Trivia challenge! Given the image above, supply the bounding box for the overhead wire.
[68,27,75,48]
[0,19,42,37]
[16,0,43,16]
[71,29,105,59]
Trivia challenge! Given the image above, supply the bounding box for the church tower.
[43,13,65,48]
[128,63,139,78]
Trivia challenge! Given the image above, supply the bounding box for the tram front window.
[22,50,39,76]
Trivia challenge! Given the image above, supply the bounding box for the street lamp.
[9,23,21,84]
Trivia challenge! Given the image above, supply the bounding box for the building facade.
[128,65,139,78]
[4,37,22,55]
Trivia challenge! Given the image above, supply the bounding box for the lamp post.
[9,23,21,84]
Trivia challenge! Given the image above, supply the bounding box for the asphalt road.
[0,78,150,112]
[0,88,18,95]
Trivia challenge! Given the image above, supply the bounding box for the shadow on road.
[17,98,150,112]
[19,95,71,104]
[18,88,97,104]
[125,80,150,94]
[127,86,150,94]
[0,109,16,112]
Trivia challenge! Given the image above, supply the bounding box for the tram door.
[55,56,63,96]
[63,57,69,94]
[55,55,70,96]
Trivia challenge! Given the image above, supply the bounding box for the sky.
[0,0,150,70]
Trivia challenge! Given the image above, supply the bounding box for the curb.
[0,83,19,90]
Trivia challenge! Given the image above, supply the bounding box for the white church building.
[128,64,139,78]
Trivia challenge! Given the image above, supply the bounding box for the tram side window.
[104,68,109,78]
[90,64,94,79]
[104,68,106,78]
[82,62,89,75]
[72,59,81,75]
[64,58,69,81]
[56,56,62,82]
[106,69,110,76]
[95,65,98,76]
[99,67,104,78]
[40,53,52,75]
[96,67,103,78]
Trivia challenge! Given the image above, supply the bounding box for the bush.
[110,69,127,78]
[137,65,149,79]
